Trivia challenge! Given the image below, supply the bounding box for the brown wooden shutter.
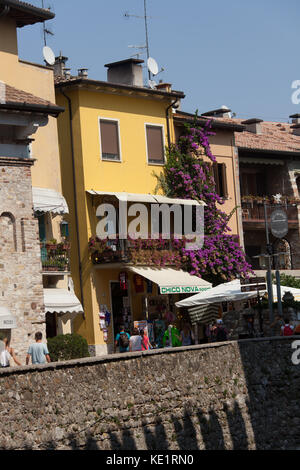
[221,163,228,198]
[146,125,164,163]
[213,162,220,195]
[100,120,120,160]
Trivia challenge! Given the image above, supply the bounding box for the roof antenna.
[41,0,54,47]
[124,0,152,80]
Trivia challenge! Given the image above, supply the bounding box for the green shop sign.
[160,286,211,295]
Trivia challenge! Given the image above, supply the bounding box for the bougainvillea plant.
[88,113,253,284]
[155,114,253,285]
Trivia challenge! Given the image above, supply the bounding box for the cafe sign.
[160,286,211,295]
[270,208,288,239]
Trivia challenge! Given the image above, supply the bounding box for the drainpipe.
[60,88,85,315]
[166,99,179,149]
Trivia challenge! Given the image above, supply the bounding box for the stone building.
[234,116,300,274]
[0,82,63,361]
[0,0,83,341]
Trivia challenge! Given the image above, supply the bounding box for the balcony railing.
[89,236,183,267]
[241,200,299,226]
[40,242,70,272]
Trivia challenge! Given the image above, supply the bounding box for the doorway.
[110,281,131,338]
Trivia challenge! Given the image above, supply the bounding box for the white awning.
[32,187,69,215]
[0,306,17,329]
[176,279,300,308]
[128,267,212,295]
[44,289,83,314]
[87,191,205,206]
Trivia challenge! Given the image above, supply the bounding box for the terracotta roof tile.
[0,82,57,108]
[234,120,300,153]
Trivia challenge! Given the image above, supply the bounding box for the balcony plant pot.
[46,244,57,251]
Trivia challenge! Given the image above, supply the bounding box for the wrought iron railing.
[40,242,70,272]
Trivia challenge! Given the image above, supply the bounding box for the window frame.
[145,123,166,166]
[98,117,122,162]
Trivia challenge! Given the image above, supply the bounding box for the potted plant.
[46,239,58,250]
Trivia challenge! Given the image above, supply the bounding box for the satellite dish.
[43,46,55,66]
[147,57,159,76]
[148,80,157,89]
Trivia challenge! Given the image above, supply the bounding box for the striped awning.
[188,304,220,325]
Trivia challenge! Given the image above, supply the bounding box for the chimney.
[78,68,88,78]
[291,124,300,136]
[201,106,232,118]
[54,54,68,77]
[156,81,172,93]
[290,113,300,124]
[105,58,144,87]
[64,68,71,80]
[241,118,263,135]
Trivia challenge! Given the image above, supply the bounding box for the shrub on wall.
[47,333,90,362]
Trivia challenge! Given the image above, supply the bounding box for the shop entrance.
[110,281,131,338]
[46,312,57,338]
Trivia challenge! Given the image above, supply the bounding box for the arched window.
[0,212,17,252]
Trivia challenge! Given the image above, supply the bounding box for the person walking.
[140,329,152,351]
[129,328,142,352]
[280,318,295,337]
[114,325,130,353]
[180,323,195,346]
[26,332,50,365]
[214,319,228,342]
[0,338,21,367]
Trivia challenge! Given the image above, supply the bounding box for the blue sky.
[18,0,300,122]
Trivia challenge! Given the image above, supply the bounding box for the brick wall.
[0,337,299,450]
[0,157,45,361]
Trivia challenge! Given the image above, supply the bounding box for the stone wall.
[0,336,299,450]
[0,157,45,361]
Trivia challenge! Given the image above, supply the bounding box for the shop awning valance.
[32,187,69,215]
[0,306,17,329]
[188,304,220,325]
[87,190,206,206]
[43,289,83,314]
[128,267,212,295]
[239,157,284,165]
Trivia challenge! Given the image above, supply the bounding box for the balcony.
[89,236,183,268]
[241,198,299,230]
[40,241,70,273]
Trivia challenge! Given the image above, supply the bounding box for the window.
[146,125,165,164]
[213,162,228,198]
[99,119,121,161]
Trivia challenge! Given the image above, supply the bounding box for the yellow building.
[55,58,244,354]
[0,1,83,338]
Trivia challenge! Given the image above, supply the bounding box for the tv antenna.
[124,0,152,79]
[41,0,54,47]
[128,44,147,59]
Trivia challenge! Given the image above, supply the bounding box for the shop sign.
[270,209,288,239]
[160,286,211,295]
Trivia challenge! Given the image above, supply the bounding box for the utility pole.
[264,200,274,328]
